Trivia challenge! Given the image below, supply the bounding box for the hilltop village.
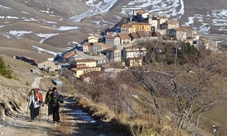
[16,9,222,80]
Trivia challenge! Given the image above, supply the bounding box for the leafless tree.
[128,40,227,135]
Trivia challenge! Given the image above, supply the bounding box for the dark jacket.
[49,95,63,107]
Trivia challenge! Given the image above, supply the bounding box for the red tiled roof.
[64,50,75,59]
[83,42,92,47]
[105,35,116,39]
[130,32,140,39]
[118,33,131,39]
[137,31,149,37]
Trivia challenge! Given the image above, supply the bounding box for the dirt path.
[0,77,122,136]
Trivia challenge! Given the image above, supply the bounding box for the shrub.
[0,56,13,79]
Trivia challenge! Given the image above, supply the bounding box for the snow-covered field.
[0,0,226,57]
[68,0,227,35]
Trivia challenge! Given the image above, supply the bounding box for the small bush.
[0,56,13,79]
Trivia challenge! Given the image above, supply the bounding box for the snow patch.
[32,46,58,56]
[5,16,19,19]
[69,0,118,22]
[36,33,59,43]
[9,30,33,37]
[0,4,11,9]
[56,26,80,31]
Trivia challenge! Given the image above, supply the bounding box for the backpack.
[45,89,52,104]
[37,92,43,103]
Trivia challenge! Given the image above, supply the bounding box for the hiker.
[49,89,64,123]
[45,88,53,116]
[27,89,40,121]
[52,87,60,97]
[34,88,43,117]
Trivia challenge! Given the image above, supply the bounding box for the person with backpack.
[52,87,60,97]
[34,88,42,117]
[45,88,53,117]
[49,89,63,123]
[27,89,40,122]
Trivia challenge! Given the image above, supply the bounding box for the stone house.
[122,46,147,60]
[70,58,97,68]
[121,24,136,33]
[93,42,111,53]
[83,42,93,53]
[125,57,143,67]
[148,13,159,31]
[167,19,180,29]
[169,26,193,41]
[132,22,151,32]
[118,33,131,44]
[94,56,108,65]
[105,35,120,47]
[106,48,122,62]
[71,67,101,78]
[37,60,60,71]
[70,58,101,78]
[157,15,168,28]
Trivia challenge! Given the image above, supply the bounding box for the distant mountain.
[0,0,226,60]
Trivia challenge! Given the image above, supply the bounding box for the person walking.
[52,87,60,97]
[45,88,53,122]
[27,89,40,122]
[49,89,63,123]
[34,88,42,118]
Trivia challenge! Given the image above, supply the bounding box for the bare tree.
[128,40,227,135]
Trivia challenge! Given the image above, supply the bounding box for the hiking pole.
[62,107,64,124]
[27,106,29,121]
[39,106,41,121]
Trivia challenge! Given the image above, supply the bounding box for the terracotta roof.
[105,35,116,39]
[63,50,75,59]
[137,31,149,37]
[130,32,140,39]
[118,33,131,39]
[83,42,92,47]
